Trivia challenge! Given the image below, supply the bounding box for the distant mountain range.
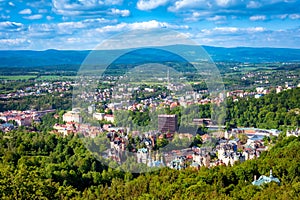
[0,46,300,68]
[203,46,300,63]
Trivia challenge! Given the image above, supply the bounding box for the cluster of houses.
[0,109,55,132]
[104,128,164,164]
[0,81,73,99]
[51,105,282,171]
[51,109,116,136]
[227,83,300,100]
[100,124,277,170]
[167,127,277,170]
[74,80,225,117]
[52,109,122,137]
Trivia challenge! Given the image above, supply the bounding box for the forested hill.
[203,46,300,63]
[226,87,300,130]
[1,46,300,68]
[1,129,300,199]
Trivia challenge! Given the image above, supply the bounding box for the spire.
[160,155,165,166]
[167,68,170,86]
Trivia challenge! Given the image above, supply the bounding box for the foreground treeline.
[1,130,300,199]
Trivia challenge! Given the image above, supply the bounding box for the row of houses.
[228,83,300,100]
[0,109,55,127]
[0,81,73,99]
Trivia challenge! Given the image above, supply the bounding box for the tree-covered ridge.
[225,87,300,130]
[1,47,300,69]
[1,128,300,199]
[114,87,300,132]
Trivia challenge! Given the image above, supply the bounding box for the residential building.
[63,111,82,123]
[158,114,178,133]
[93,112,105,120]
[104,114,114,123]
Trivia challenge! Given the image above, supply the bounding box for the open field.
[0,75,37,80]
[36,76,77,81]
[0,75,77,81]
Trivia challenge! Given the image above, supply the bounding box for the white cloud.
[275,14,288,19]
[183,11,211,21]
[93,26,193,50]
[19,9,32,15]
[28,24,54,34]
[23,14,43,20]
[201,26,266,35]
[110,8,130,17]
[25,17,117,38]
[246,1,261,8]
[194,26,279,47]
[57,21,85,30]
[27,0,52,8]
[168,0,208,12]
[169,0,243,12]
[0,14,10,19]
[66,37,82,43]
[289,14,300,20]
[246,27,265,32]
[192,12,202,18]
[2,22,298,50]
[215,0,235,7]
[96,23,126,33]
[8,2,14,6]
[96,20,189,33]
[185,13,227,22]
[249,15,267,21]
[52,0,123,16]
[0,21,24,31]
[168,0,300,22]
[137,0,169,11]
[46,16,54,20]
[38,9,48,14]
[207,15,226,21]
[214,27,239,33]
[130,20,168,29]
[0,38,28,46]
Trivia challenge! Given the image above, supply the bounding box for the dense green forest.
[225,88,300,130]
[1,129,300,199]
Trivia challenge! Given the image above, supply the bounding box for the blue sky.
[0,0,299,50]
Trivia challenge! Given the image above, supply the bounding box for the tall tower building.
[158,114,178,133]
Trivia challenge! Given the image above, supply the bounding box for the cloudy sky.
[0,0,299,50]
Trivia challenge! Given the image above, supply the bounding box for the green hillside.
[0,128,300,199]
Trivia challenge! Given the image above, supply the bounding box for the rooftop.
[252,170,280,186]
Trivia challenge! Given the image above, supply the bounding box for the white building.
[286,128,300,137]
[63,111,82,123]
[104,114,114,123]
[93,112,105,120]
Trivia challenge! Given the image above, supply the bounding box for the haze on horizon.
[0,0,299,50]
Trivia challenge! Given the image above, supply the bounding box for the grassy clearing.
[0,75,37,80]
[0,75,77,81]
[36,76,77,81]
